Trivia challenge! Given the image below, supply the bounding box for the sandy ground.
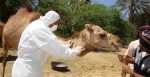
[0,48,130,77]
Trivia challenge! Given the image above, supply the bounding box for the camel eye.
[116,39,121,43]
[99,31,107,38]
[100,33,106,38]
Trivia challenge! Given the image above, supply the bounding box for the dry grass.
[0,48,130,77]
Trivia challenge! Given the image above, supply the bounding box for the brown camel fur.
[0,21,5,37]
[117,54,127,77]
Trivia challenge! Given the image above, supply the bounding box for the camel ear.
[85,24,93,31]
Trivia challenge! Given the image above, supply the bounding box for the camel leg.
[2,37,8,77]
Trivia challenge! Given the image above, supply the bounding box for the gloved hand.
[73,45,85,55]
[66,40,74,48]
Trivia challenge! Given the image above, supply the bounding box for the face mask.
[50,25,58,31]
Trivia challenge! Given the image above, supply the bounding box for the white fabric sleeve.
[32,28,77,59]
[125,40,139,57]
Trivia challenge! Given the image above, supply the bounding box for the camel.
[0,21,5,37]
[2,4,121,77]
[0,21,5,46]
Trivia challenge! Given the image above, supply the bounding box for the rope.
[83,38,120,52]
[84,39,123,67]
[83,38,108,50]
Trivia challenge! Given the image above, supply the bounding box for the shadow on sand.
[0,55,17,63]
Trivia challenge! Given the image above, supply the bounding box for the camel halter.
[83,38,108,50]
[83,38,120,52]
[83,39,120,67]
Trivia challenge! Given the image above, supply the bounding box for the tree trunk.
[129,0,134,23]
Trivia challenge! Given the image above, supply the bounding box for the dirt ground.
[0,48,131,77]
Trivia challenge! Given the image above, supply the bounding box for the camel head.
[71,24,121,56]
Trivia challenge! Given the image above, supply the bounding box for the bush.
[108,9,138,45]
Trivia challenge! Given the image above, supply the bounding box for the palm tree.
[116,0,150,23]
[69,0,91,5]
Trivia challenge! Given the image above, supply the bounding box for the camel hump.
[29,12,41,21]
[20,3,32,12]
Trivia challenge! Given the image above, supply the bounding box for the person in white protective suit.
[11,10,85,77]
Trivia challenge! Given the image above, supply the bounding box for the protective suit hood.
[40,10,60,26]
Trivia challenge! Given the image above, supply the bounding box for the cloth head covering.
[139,30,150,50]
[40,10,60,26]
[139,25,150,33]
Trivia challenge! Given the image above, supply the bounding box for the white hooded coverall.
[11,13,79,77]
